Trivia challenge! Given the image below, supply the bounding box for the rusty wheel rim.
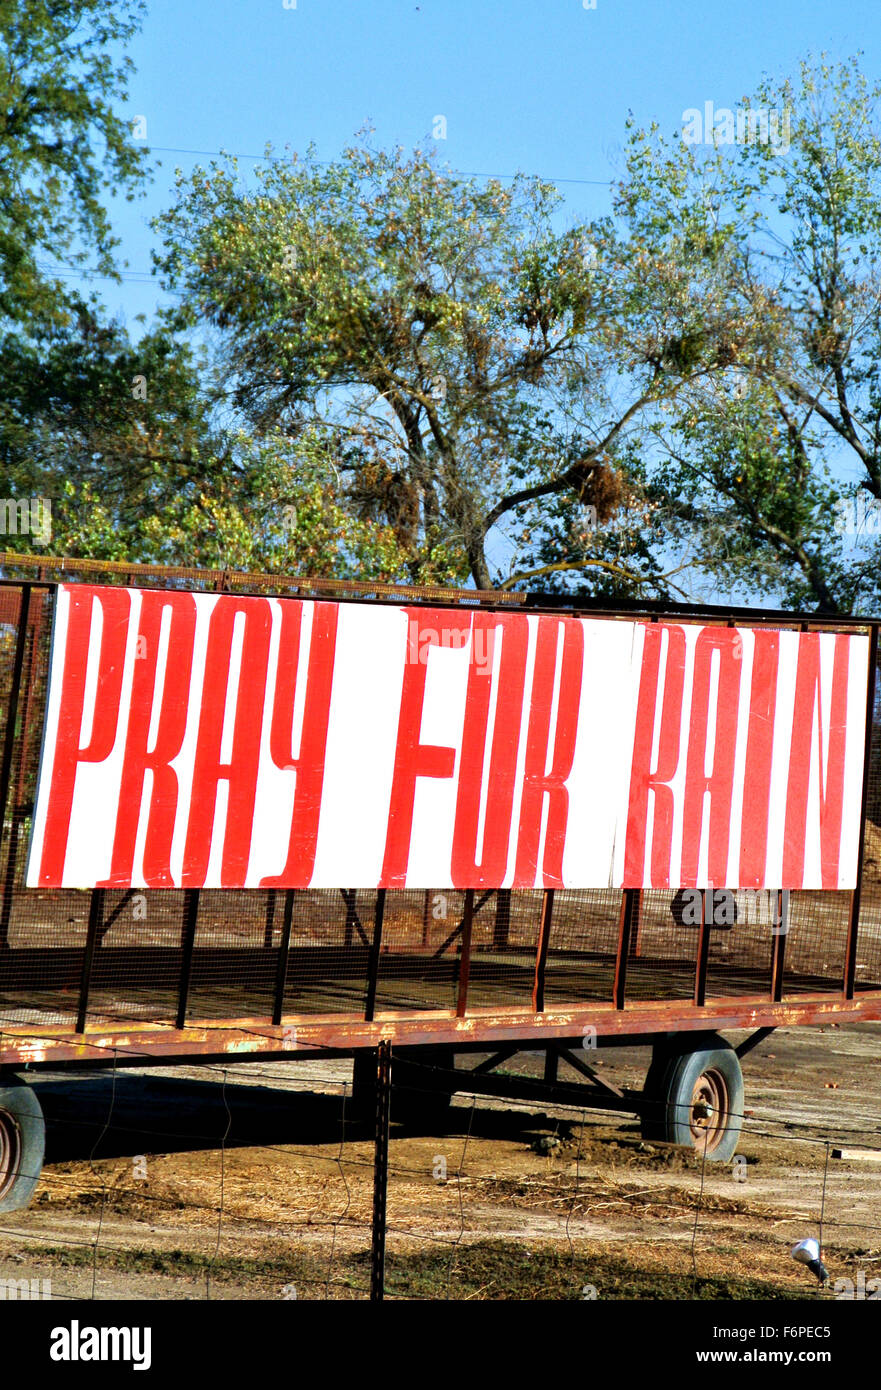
[689,1068,729,1154]
[0,1108,22,1202]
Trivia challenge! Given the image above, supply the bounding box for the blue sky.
[92,0,881,332]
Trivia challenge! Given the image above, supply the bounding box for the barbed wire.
[2,1064,879,1302]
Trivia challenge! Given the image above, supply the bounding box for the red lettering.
[182,597,272,887]
[680,629,741,887]
[261,601,339,887]
[623,624,686,887]
[451,614,529,887]
[38,586,130,885]
[783,632,851,888]
[739,630,779,887]
[380,610,471,887]
[98,592,197,888]
[512,617,583,887]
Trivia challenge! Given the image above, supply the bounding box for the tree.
[0,294,421,577]
[0,0,150,332]
[617,55,881,613]
[154,136,751,591]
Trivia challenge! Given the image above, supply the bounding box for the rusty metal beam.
[468,1045,520,1074]
[3,989,881,1069]
[272,890,295,1026]
[532,889,554,1012]
[556,1046,626,1099]
[770,890,787,1002]
[365,889,385,1023]
[433,889,493,958]
[176,889,200,1030]
[735,1026,776,1058]
[0,552,524,609]
[694,890,711,1007]
[96,889,136,943]
[75,889,104,1033]
[456,888,474,1017]
[614,889,640,1009]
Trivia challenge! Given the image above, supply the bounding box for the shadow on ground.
[29,1068,631,1163]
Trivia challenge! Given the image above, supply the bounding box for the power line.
[147,144,615,188]
[32,144,613,295]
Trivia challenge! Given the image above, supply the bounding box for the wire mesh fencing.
[2,1035,881,1302]
[1,574,881,1300]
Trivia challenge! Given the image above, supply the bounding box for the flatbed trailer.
[0,553,879,1208]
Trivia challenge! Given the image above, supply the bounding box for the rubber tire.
[640,1034,743,1163]
[0,1082,45,1212]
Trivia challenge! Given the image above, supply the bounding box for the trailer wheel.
[641,1035,743,1162]
[0,1082,45,1212]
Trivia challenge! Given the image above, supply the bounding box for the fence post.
[456,888,474,1017]
[370,1039,392,1302]
[76,888,104,1033]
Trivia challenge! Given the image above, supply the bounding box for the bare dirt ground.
[1,1022,880,1300]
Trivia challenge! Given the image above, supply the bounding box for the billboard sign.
[26,585,870,891]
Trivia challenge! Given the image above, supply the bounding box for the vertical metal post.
[76,888,104,1033]
[272,890,296,1026]
[456,888,474,1017]
[365,889,385,1023]
[845,623,878,999]
[176,889,200,1029]
[343,889,356,948]
[370,1039,392,1302]
[421,890,431,947]
[694,889,711,1007]
[614,888,640,1010]
[532,889,554,1012]
[770,889,787,1002]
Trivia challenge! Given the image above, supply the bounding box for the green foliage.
[0,299,444,580]
[0,0,150,330]
[4,25,881,611]
[154,134,744,591]
[616,54,881,612]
